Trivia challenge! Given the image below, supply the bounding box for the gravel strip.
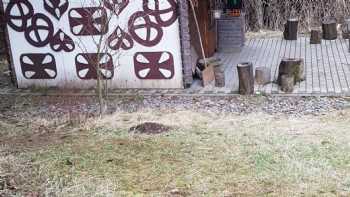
[1,95,348,119]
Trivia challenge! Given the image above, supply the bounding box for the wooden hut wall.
[189,0,217,59]
[1,0,184,89]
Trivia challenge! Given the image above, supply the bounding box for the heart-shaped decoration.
[103,0,129,15]
[44,0,69,20]
[107,26,134,50]
[50,29,75,52]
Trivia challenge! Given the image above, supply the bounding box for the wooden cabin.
[1,0,245,89]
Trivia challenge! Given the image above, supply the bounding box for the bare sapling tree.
[73,0,134,116]
[72,0,172,116]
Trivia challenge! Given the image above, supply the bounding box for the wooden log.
[280,75,295,93]
[211,61,225,87]
[237,62,254,95]
[277,58,305,85]
[283,18,298,40]
[255,66,271,85]
[322,17,338,40]
[310,29,322,44]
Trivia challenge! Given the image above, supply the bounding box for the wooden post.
[310,29,322,44]
[212,62,225,87]
[237,62,254,95]
[255,66,271,85]
[284,18,299,40]
[280,75,295,93]
[322,17,338,40]
[277,58,305,85]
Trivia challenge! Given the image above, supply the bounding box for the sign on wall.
[1,0,183,89]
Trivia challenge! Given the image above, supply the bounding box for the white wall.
[2,0,183,89]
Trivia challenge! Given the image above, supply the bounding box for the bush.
[244,0,350,32]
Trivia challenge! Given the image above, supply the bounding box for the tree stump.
[310,29,322,44]
[322,17,338,40]
[255,66,271,85]
[277,58,305,86]
[284,18,299,40]
[280,75,295,93]
[237,62,254,95]
[212,62,225,87]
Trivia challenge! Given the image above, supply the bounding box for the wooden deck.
[191,36,350,95]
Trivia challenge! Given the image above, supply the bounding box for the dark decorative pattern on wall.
[69,7,108,36]
[134,51,174,79]
[128,0,178,47]
[103,0,129,15]
[4,0,181,83]
[50,29,75,52]
[75,53,114,80]
[5,0,34,32]
[129,11,164,47]
[24,13,54,47]
[44,0,69,20]
[20,53,57,79]
[143,0,177,27]
[108,26,134,50]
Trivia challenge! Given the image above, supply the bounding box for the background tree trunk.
[243,0,350,33]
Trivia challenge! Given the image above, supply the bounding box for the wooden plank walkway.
[191,36,350,95]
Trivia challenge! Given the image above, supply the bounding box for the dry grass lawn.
[1,107,350,196]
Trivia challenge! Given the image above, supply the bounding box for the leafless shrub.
[244,0,350,32]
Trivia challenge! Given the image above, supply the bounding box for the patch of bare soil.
[0,131,75,153]
[129,122,172,134]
